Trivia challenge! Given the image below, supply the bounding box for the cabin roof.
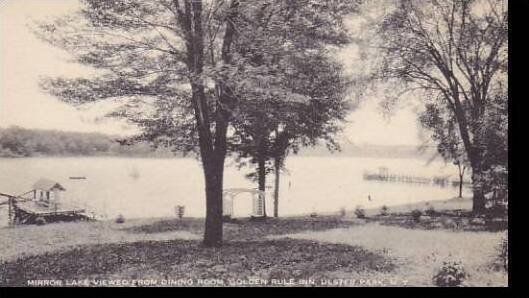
[33,178,66,191]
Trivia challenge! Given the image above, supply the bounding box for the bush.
[354,206,366,219]
[115,214,125,224]
[379,205,389,216]
[411,209,422,222]
[432,261,467,287]
[176,205,185,219]
[338,207,346,217]
[425,205,436,216]
[485,203,508,219]
[35,217,46,226]
[498,233,508,271]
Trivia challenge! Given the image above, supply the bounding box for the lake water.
[0,156,470,225]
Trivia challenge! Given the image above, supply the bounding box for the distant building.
[32,178,66,206]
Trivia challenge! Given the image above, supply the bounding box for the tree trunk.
[201,0,238,246]
[447,93,487,214]
[467,127,487,214]
[458,173,463,198]
[457,164,464,198]
[273,156,280,217]
[202,158,224,247]
[258,154,267,217]
[471,166,486,214]
[176,0,238,247]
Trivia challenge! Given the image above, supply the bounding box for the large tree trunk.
[202,157,225,247]
[450,96,487,214]
[468,124,487,214]
[273,156,280,217]
[471,165,486,214]
[177,0,235,247]
[201,0,238,246]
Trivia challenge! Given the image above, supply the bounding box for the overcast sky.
[0,0,422,146]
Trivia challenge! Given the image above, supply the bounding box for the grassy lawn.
[1,239,394,287]
[0,218,200,262]
[272,223,507,286]
[0,197,508,287]
[125,216,356,241]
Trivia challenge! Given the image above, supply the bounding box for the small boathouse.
[1,178,89,225]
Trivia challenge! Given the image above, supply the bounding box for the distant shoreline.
[1,126,438,160]
[0,154,434,160]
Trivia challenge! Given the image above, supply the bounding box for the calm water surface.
[0,156,470,224]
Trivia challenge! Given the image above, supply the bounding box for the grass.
[272,223,507,286]
[361,196,473,217]
[0,239,394,287]
[0,197,508,287]
[0,218,199,262]
[370,212,507,232]
[126,216,356,241]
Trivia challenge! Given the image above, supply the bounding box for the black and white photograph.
[0,0,509,288]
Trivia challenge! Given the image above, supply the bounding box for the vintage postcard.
[0,0,508,288]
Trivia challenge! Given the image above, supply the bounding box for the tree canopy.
[34,0,358,245]
[359,0,508,213]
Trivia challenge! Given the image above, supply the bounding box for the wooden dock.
[0,192,90,225]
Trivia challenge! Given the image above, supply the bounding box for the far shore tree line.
[0,126,175,157]
[33,0,507,246]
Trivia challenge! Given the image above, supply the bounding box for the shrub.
[411,209,422,222]
[115,214,125,224]
[35,217,46,226]
[338,207,346,217]
[442,217,458,229]
[425,205,436,216]
[485,203,508,218]
[498,233,508,271]
[379,205,389,216]
[432,261,467,287]
[354,206,366,219]
[470,216,486,225]
[176,205,185,219]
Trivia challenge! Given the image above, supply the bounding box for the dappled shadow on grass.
[0,238,394,287]
[124,216,357,241]
[371,212,507,232]
[124,218,204,234]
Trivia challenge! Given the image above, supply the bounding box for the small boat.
[69,176,87,180]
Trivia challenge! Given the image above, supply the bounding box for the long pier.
[363,172,433,184]
[363,171,470,187]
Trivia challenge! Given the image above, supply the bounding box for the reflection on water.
[0,156,471,224]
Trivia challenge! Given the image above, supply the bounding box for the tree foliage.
[0,126,164,157]
[34,0,357,244]
[370,0,508,213]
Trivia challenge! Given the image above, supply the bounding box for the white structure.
[32,178,66,207]
[222,188,266,217]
